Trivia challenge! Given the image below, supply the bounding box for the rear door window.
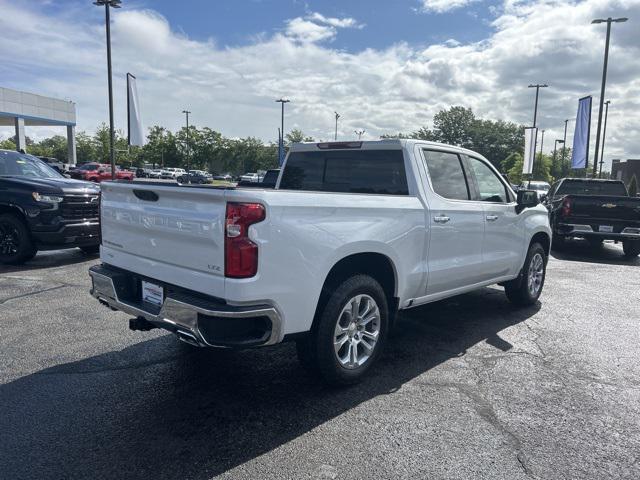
[279,150,409,195]
[422,150,470,200]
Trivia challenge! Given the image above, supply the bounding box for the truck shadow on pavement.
[550,240,640,266]
[0,288,539,480]
[0,248,97,274]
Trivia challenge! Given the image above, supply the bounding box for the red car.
[69,163,135,182]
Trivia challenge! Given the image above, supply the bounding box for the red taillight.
[561,198,572,217]
[225,202,265,278]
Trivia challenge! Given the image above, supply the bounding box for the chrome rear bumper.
[89,264,283,348]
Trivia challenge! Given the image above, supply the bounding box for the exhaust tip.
[176,330,201,347]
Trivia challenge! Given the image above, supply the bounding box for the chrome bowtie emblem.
[601,203,617,208]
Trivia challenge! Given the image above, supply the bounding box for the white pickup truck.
[90,140,551,384]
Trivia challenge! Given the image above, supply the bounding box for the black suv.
[0,150,101,264]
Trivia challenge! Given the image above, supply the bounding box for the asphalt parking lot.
[1,242,639,479]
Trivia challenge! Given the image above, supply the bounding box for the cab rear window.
[557,180,628,196]
[279,150,409,195]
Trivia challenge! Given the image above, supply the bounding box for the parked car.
[213,173,233,181]
[188,169,212,179]
[89,140,550,385]
[544,178,640,257]
[147,169,162,179]
[69,163,134,182]
[237,168,280,188]
[240,172,260,183]
[521,181,551,200]
[37,156,68,174]
[135,167,148,178]
[160,167,186,179]
[0,150,101,264]
[177,171,211,184]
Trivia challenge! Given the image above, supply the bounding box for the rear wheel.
[623,240,640,258]
[0,213,37,265]
[587,237,603,248]
[297,274,389,386]
[504,242,547,306]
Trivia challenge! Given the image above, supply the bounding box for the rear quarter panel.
[223,188,427,335]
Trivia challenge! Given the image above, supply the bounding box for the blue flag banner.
[571,96,592,169]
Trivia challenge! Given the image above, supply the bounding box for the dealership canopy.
[0,87,77,164]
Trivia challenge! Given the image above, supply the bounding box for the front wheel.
[297,274,389,386]
[504,242,547,306]
[0,213,37,265]
[623,240,640,258]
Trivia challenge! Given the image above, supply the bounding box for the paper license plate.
[598,225,613,233]
[142,280,164,306]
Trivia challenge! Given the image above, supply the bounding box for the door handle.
[486,215,499,222]
[434,215,450,224]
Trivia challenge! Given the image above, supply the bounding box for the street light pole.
[528,83,548,128]
[94,0,122,180]
[591,17,628,178]
[334,112,340,141]
[276,98,290,161]
[182,110,191,175]
[599,100,611,178]
[354,130,365,140]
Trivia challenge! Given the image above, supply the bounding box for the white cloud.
[307,12,365,29]
[285,17,337,43]
[420,0,479,14]
[0,0,639,170]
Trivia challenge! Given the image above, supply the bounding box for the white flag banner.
[523,127,537,174]
[127,73,145,146]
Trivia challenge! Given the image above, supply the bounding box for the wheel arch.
[0,203,28,221]
[311,252,399,333]
[530,231,551,258]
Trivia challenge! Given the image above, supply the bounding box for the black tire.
[586,237,603,248]
[298,274,389,386]
[504,242,547,306]
[0,213,37,265]
[80,245,100,255]
[623,240,640,258]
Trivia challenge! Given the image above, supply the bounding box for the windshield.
[557,180,628,196]
[531,183,550,191]
[0,150,63,178]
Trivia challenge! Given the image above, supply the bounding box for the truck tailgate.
[567,195,640,224]
[100,182,227,283]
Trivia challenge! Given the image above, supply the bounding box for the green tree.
[0,138,16,150]
[424,106,476,146]
[285,129,314,144]
[384,106,523,170]
[506,153,525,185]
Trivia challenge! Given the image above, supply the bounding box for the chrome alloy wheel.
[333,294,381,369]
[527,252,544,297]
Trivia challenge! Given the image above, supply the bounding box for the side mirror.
[516,189,539,212]
[540,193,548,203]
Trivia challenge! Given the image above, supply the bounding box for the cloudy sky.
[0,0,638,168]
